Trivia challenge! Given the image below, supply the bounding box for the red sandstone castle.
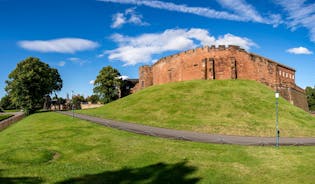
[132,45,308,111]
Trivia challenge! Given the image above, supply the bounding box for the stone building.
[132,45,308,111]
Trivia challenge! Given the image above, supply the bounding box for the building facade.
[133,45,308,111]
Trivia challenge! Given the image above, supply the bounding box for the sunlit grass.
[0,112,315,183]
[78,80,315,137]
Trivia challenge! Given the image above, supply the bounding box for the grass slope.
[0,112,315,183]
[78,80,315,137]
[0,114,13,121]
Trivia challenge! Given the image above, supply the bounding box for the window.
[292,75,295,80]
[279,71,282,75]
[141,81,144,87]
[286,73,288,78]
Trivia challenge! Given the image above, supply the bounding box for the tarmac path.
[58,111,315,146]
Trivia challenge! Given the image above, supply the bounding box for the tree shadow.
[0,169,44,184]
[57,160,200,184]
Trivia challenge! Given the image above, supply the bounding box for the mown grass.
[3,109,21,113]
[0,112,315,183]
[0,114,13,121]
[77,80,315,137]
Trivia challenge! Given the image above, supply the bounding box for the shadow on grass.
[0,170,43,184]
[57,161,200,184]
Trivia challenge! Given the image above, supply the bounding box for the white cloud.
[68,57,80,61]
[100,0,281,25]
[286,47,313,55]
[58,61,66,67]
[111,13,126,28]
[111,7,149,28]
[275,0,315,42]
[119,75,129,80]
[67,57,87,65]
[89,80,95,85]
[216,33,257,50]
[216,0,282,26]
[18,38,99,53]
[101,28,256,66]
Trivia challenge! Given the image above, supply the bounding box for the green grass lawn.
[77,80,315,137]
[0,112,315,183]
[0,114,13,121]
[3,109,21,113]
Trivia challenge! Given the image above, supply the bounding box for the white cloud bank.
[111,7,149,28]
[100,28,257,66]
[286,47,313,55]
[217,0,282,26]
[99,0,281,26]
[275,0,315,42]
[18,38,99,53]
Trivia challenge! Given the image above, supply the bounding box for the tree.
[86,94,99,104]
[306,86,315,111]
[51,95,67,111]
[5,57,62,114]
[72,94,85,109]
[93,66,122,104]
[0,95,16,110]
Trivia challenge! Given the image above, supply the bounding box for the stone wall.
[138,65,153,89]
[278,86,308,111]
[0,113,25,131]
[132,45,308,111]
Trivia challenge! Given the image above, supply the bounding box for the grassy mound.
[78,80,315,137]
[0,112,315,183]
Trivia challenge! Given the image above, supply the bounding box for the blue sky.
[0,0,315,98]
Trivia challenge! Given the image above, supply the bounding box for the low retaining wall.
[0,113,25,131]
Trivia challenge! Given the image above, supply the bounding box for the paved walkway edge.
[58,111,315,146]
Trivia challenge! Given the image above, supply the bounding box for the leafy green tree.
[93,66,122,104]
[306,86,315,111]
[5,57,62,114]
[51,95,67,110]
[0,95,16,110]
[86,94,99,104]
[72,94,85,110]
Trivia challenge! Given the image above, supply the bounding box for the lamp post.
[275,92,279,147]
[71,90,74,118]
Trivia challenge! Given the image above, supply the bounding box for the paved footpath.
[58,111,315,146]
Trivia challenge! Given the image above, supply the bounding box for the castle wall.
[151,45,282,88]
[133,45,308,111]
[138,65,153,89]
[279,86,309,111]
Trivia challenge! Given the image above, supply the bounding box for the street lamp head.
[275,92,279,99]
